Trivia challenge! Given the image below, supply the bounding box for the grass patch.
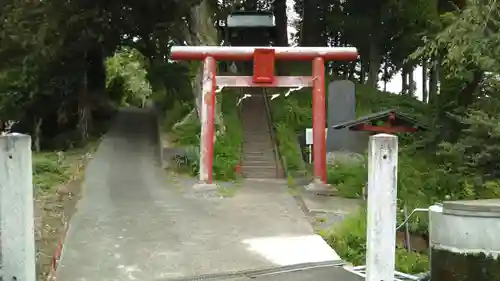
[327,162,367,198]
[268,95,311,175]
[33,142,98,192]
[169,90,243,181]
[274,123,304,173]
[216,181,241,198]
[320,210,429,274]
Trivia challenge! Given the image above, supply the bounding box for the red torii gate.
[170,46,358,187]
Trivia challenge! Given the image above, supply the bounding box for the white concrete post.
[365,133,398,281]
[0,133,36,281]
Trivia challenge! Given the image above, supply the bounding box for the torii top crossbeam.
[170,46,358,61]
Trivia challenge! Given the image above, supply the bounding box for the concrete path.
[55,108,358,281]
[299,193,363,231]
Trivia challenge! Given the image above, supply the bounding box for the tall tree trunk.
[360,61,366,83]
[300,0,320,46]
[86,45,106,110]
[429,58,439,104]
[77,45,104,145]
[367,37,381,89]
[273,0,288,75]
[408,65,415,96]
[348,61,356,80]
[383,63,388,92]
[78,64,90,144]
[33,117,42,152]
[366,2,382,89]
[175,0,224,135]
[243,0,258,10]
[342,62,350,79]
[273,0,288,46]
[458,70,483,108]
[422,59,428,103]
[401,65,408,95]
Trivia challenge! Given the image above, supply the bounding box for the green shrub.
[162,100,193,130]
[269,95,312,130]
[171,116,200,146]
[324,150,467,234]
[274,122,303,173]
[320,210,429,274]
[269,94,312,174]
[212,110,242,180]
[327,162,367,198]
[169,89,242,181]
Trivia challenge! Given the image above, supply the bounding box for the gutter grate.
[160,260,346,281]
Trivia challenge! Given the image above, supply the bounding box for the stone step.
[241,112,267,115]
[240,89,281,179]
[243,148,274,153]
[242,164,277,169]
[243,140,272,144]
[242,156,276,163]
[243,150,274,155]
[242,161,277,168]
[241,115,267,118]
[243,138,272,142]
[243,130,269,133]
[243,142,273,148]
[241,110,267,114]
[242,173,278,179]
[241,124,269,129]
[242,155,275,161]
[243,133,272,138]
[242,153,277,160]
[243,149,274,153]
[241,165,278,171]
[241,167,279,178]
[243,151,275,157]
[241,120,268,125]
[243,133,271,137]
[243,135,272,140]
[242,129,270,133]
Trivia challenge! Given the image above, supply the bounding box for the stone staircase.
[240,89,282,179]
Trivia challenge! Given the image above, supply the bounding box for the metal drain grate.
[160,261,346,281]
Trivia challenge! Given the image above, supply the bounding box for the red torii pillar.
[170,46,358,186]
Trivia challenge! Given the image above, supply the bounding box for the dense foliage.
[0,0,201,148]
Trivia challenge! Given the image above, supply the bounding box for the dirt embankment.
[33,147,95,281]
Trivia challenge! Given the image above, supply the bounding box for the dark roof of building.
[330,109,429,131]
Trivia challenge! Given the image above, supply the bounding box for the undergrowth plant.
[319,210,429,274]
[33,143,97,191]
[268,94,311,175]
[169,89,242,181]
[274,122,303,173]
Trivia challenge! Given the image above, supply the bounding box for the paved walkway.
[55,108,360,281]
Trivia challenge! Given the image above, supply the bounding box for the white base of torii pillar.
[170,46,358,191]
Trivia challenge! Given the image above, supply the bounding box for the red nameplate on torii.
[252,48,275,84]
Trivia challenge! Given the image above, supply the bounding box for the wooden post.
[366,133,398,281]
[0,133,36,281]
